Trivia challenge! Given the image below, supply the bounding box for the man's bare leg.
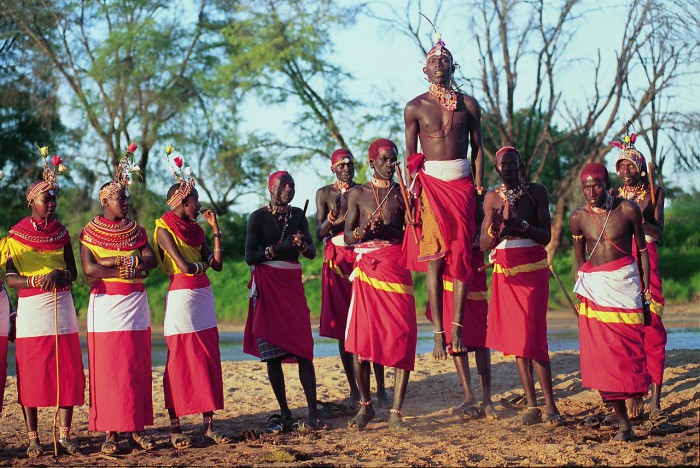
[516,357,542,425]
[372,362,391,408]
[450,354,475,413]
[201,411,231,443]
[298,356,325,427]
[266,358,292,420]
[533,359,562,425]
[475,347,499,419]
[348,356,375,430]
[610,400,633,441]
[389,368,411,432]
[427,260,448,360]
[57,407,80,454]
[338,340,360,406]
[649,382,662,414]
[626,395,645,420]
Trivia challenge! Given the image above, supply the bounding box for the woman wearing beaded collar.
[3,148,85,458]
[79,145,159,454]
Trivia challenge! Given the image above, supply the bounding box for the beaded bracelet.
[213,233,223,238]
[264,246,275,260]
[353,227,363,240]
[487,224,499,239]
[433,330,445,334]
[207,253,215,266]
[327,211,337,224]
[451,321,463,328]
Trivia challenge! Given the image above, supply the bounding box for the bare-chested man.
[315,149,389,409]
[570,162,651,442]
[613,135,671,433]
[481,147,561,426]
[244,171,326,431]
[402,32,484,366]
[344,139,416,432]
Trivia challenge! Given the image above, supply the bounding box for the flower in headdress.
[52,155,63,166]
[37,145,49,158]
[130,164,141,174]
[57,164,68,174]
[624,135,630,143]
[165,145,175,155]
[173,157,183,168]
[185,166,192,177]
[127,143,138,153]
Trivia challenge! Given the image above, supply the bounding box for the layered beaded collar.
[496,181,525,207]
[619,182,647,204]
[588,194,614,214]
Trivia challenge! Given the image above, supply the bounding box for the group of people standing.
[246,33,671,444]
[0,145,229,457]
[0,30,672,461]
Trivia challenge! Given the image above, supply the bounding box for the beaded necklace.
[265,204,291,244]
[333,180,352,194]
[496,181,525,208]
[370,177,391,189]
[619,182,647,204]
[428,83,457,111]
[588,195,613,214]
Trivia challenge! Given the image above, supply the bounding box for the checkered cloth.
[257,337,291,362]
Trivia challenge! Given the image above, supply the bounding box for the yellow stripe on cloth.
[353,268,413,295]
[579,302,644,325]
[493,258,548,277]
[650,299,664,318]
[325,259,349,280]
[441,279,488,300]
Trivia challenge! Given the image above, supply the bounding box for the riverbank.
[0,349,697,466]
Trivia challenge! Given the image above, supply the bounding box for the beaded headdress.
[611,132,647,178]
[165,145,196,208]
[421,13,454,66]
[330,149,353,170]
[495,146,522,165]
[99,143,141,204]
[26,145,67,205]
[368,138,398,163]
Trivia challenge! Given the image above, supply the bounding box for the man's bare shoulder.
[459,92,481,114]
[527,182,549,198]
[570,205,587,221]
[406,92,431,109]
[619,198,642,216]
[316,184,334,197]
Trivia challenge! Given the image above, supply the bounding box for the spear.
[647,162,656,210]
[549,263,579,318]
[393,161,419,243]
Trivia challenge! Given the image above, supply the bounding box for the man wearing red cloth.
[343,138,416,432]
[80,148,159,454]
[403,32,484,362]
[481,147,561,427]
[613,136,670,431]
[154,153,228,449]
[3,156,85,458]
[315,149,389,409]
[570,162,651,442]
[245,171,325,431]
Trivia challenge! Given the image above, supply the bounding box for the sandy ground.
[0,306,697,466]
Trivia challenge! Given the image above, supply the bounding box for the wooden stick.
[647,162,656,210]
[549,264,579,318]
[302,199,309,217]
[393,162,419,243]
[52,289,60,458]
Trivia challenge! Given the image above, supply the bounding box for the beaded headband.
[268,170,290,190]
[331,149,353,169]
[165,145,196,208]
[420,13,454,65]
[611,132,647,177]
[26,145,67,205]
[99,143,141,203]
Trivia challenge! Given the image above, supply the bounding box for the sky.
[233,0,699,214]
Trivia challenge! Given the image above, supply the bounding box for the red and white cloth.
[486,238,550,362]
[574,256,650,397]
[346,242,417,370]
[0,287,9,412]
[319,234,355,340]
[87,281,153,431]
[15,290,85,407]
[163,275,224,417]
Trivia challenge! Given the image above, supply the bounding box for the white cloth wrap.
[573,261,642,309]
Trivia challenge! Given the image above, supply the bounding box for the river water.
[4,327,698,375]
